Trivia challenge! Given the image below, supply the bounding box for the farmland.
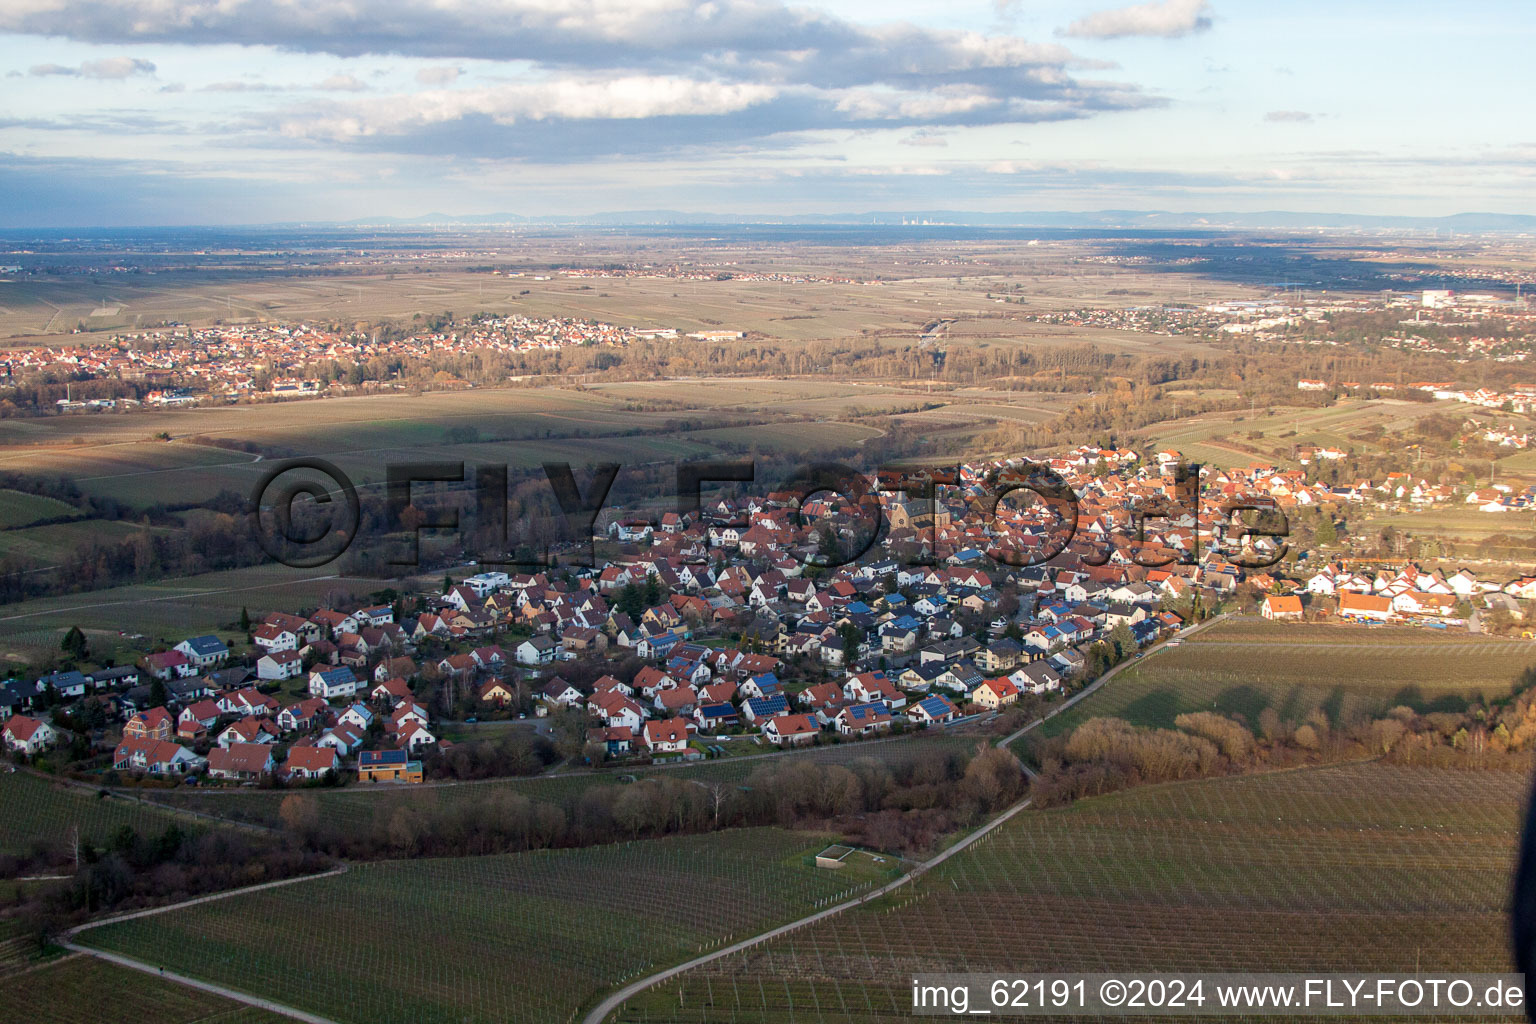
[0,955,291,1024]
[611,761,1523,1023]
[1017,617,1536,753]
[0,379,1075,513]
[80,828,900,1024]
[0,771,199,859]
[0,561,387,666]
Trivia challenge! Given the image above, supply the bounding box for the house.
[1393,591,1457,617]
[309,667,358,700]
[358,748,423,783]
[590,690,646,732]
[375,657,418,683]
[694,702,739,731]
[971,677,1020,710]
[40,670,88,699]
[142,649,193,681]
[225,687,279,719]
[257,649,305,681]
[479,679,518,706]
[88,666,140,690]
[281,744,339,781]
[835,702,893,737]
[175,635,230,670]
[742,694,791,723]
[216,717,278,748]
[1,714,55,754]
[1261,594,1304,621]
[395,720,437,752]
[1011,661,1062,694]
[207,742,275,781]
[177,700,223,739]
[797,682,843,712]
[1338,592,1393,622]
[318,723,367,756]
[633,665,674,698]
[907,695,960,726]
[113,737,203,775]
[124,707,175,742]
[252,623,299,652]
[516,636,557,666]
[389,702,429,731]
[642,716,690,753]
[588,725,633,756]
[372,676,414,703]
[470,645,509,672]
[763,713,818,746]
[843,671,906,710]
[654,685,699,715]
[540,678,585,708]
[338,704,375,732]
[277,697,327,733]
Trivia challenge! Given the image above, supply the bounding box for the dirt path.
[581,794,1036,1024]
[61,864,349,1024]
[578,619,1241,1023]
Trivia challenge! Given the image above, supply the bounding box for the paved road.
[62,864,349,1024]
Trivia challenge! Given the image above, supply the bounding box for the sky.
[0,0,1532,226]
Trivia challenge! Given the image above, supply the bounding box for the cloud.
[202,81,271,92]
[1060,0,1212,39]
[1,1,1164,168]
[1264,110,1313,122]
[317,73,368,91]
[0,1,1126,97]
[28,56,157,78]
[900,128,949,147]
[279,75,780,142]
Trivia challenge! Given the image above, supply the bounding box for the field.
[1138,398,1476,471]
[142,729,988,834]
[1017,617,1536,753]
[0,955,291,1024]
[0,771,201,859]
[1360,505,1536,543]
[612,761,1524,1023]
[0,489,76,529]
[0,561,392,666]
[80,827,900,1024]
[0,380,1078,514]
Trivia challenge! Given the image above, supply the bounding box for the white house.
[309,667,358,700]
[1,714,55,754]
[257,649,305,681]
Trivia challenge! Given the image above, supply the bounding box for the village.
[3,312,668,410]
[2,440,1532,789]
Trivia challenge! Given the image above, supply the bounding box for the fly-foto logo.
[249,458,1288,571]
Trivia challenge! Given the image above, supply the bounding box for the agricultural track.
[61,865,350,1024]
[585,614,1233,1024]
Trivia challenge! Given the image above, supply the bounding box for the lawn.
[0,955,293,1024]
[1018,617,1536,753]
[613,761,1523,1023]
[80,828,899,1024]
